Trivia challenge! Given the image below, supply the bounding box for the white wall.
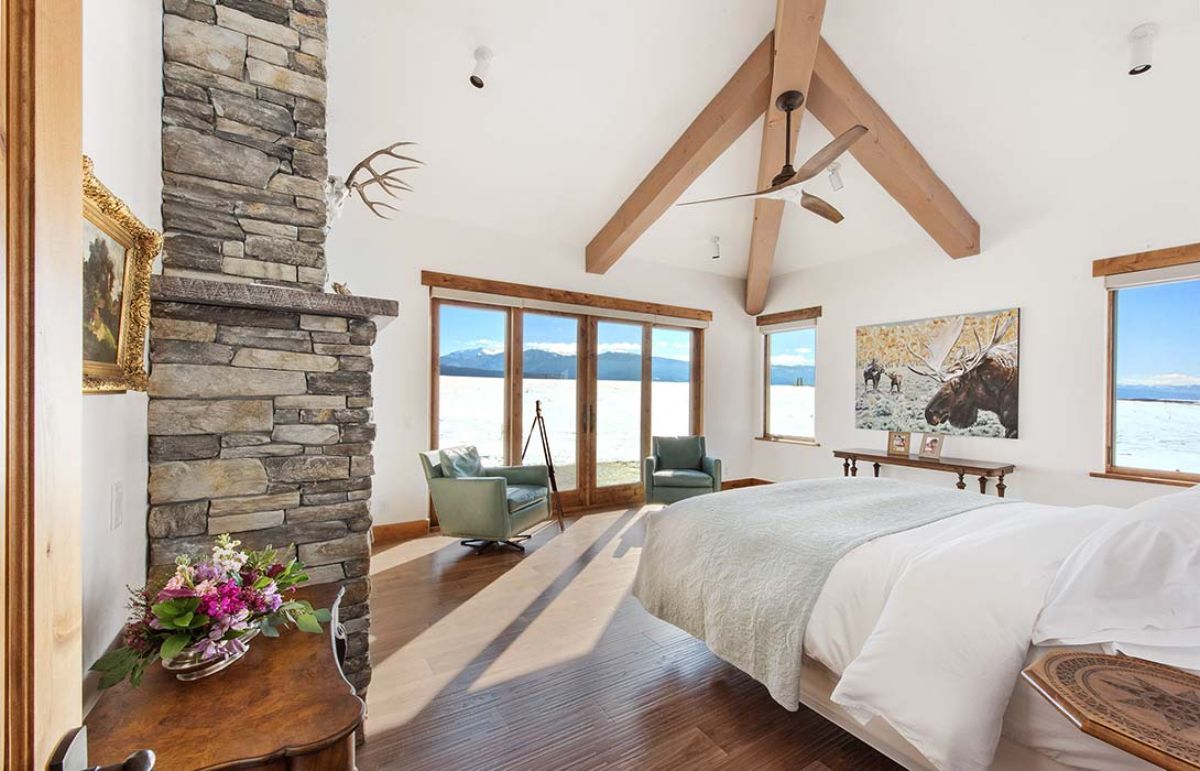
[81,0,162,703]
[752,212,1199,509]
[326,208,757,524]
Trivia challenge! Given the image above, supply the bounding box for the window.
[521,313,580,490]
[758,307,821,442]
[435,304,508,466]
[429,273,707,510]
[650,327,693,438]
[1107,276,1200,480]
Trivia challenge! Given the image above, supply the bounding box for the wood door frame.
[512,308,587,511]
[429,299,704,514]
[5,0,85,766]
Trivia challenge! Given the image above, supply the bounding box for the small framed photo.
[919,433,944,460]
[886,431,912,456]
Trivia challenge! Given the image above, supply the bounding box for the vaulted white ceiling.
[328,0,1200,279]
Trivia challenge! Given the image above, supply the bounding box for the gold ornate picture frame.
[82,155,161,393]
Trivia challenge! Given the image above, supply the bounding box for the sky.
[769,327,816,368]
[1115,279,1200,386]
[438,306,692,360]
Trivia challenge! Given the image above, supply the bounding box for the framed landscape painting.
[82,155,161,393]
[855,308,1020,438]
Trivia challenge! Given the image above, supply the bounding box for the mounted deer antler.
[905,315,965,382]
[324,141,422,232]
[345,141,422,218]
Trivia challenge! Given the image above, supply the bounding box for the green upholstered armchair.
[419,447,551,553]
[643,436,722,504]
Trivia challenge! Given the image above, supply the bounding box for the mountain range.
[1116,383,1200,403]
[441,347,816,386]
[441,348,688,381]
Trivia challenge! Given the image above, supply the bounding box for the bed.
[632,478,1187,771]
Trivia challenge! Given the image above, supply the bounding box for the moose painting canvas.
[855,309,1020,438]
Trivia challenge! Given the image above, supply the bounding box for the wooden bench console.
[832,447,1014,497]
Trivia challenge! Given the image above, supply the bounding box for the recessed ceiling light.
[1128,23,1158,76]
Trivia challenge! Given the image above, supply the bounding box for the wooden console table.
[1024,651,1200,770]
[85,584,364,770]
[832,447,1014,497]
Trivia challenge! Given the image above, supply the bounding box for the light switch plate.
[109,481,124,531]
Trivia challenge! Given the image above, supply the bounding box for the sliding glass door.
[520,312,580,492]
[433,300,703,510]
[594,321,644,489]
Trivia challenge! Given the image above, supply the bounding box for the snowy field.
[1114,399,1200,474]
[768,385,815,438]
[438,376,691,488]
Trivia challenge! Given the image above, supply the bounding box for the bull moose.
[906,315,1018,438]
[863,359,884,391]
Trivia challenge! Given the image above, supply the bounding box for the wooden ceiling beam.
[807,39,980,259]
[585,33,773,275]
[745,0,827,315]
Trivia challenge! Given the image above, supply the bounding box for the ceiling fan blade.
[676,188,778,206]
[800,191,845,223]
[791,125,869,183]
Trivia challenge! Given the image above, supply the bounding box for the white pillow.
[1032,485,1200,661]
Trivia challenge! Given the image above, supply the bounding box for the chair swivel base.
[459,534,532,554]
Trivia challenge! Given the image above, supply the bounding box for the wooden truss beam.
[745,0,827,315]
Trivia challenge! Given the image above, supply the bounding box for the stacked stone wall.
[161,0,329,289]
[147,295,376,691]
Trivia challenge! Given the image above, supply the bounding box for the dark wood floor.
[358,508,901,771]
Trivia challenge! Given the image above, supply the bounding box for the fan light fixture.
[827,161,844,192]
[675,89,866,225]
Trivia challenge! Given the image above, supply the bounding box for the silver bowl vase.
[161,628,259,682]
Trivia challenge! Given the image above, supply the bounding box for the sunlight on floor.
[369,531,449,572]
[366,508,649,729]
[470,510,644,691]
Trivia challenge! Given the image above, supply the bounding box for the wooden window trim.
[755,304,823,327]
[422,270,712,323]
[1092,241,1200,278]
[762,325,818,443]
[1098,278,1200,486]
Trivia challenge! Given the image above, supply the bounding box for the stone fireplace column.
[156,0,395,692]
[146,276,397,693]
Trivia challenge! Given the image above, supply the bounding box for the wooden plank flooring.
[359,508,901,770]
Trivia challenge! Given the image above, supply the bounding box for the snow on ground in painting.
[855,377,1009,438]
[1114,399,1200,474]
[438,376,692,488]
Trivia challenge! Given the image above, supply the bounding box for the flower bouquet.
[91,534,331,689]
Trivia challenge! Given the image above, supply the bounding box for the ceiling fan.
[677,90,868,223]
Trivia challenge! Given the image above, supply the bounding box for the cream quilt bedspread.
[631,477,1005,710]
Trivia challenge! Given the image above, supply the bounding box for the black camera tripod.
[520,400,566,533]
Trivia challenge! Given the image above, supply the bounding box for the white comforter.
[639,485,1130,771]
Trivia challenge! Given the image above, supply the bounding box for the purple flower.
[156,586,195,600]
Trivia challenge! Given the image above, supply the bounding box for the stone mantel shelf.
[151,275,399,321]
